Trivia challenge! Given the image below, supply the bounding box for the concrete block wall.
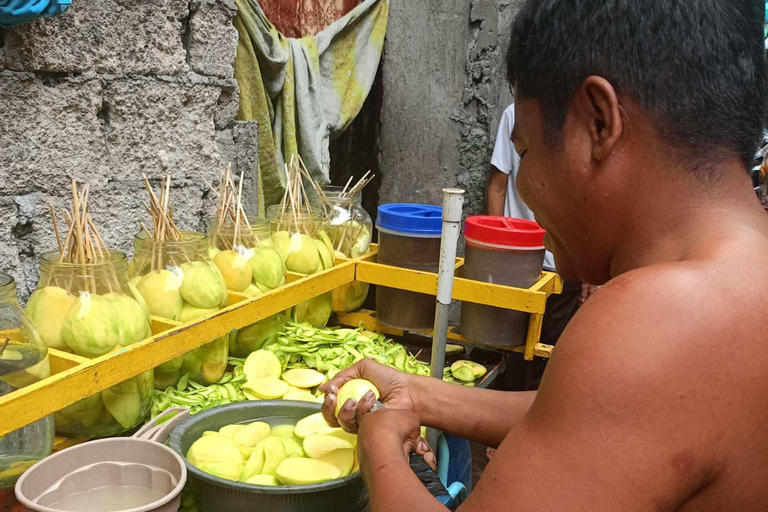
[0,0,255,300]
[379,0,521,220]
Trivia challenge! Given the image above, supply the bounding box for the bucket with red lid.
[460,216,546,346]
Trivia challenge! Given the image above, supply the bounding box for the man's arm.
[486,166,509,216]
[364,267,722,512]
[412,378,535,448]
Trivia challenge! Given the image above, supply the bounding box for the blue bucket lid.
[376,203,443,235]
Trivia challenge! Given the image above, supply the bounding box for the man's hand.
[319,359,417,433]
[358,409,436,473]
[579,283,599,303]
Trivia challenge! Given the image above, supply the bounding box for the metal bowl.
[169,401,365,512]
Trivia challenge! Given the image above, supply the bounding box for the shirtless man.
[319,0,768,510]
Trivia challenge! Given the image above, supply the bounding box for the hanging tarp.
[0,0,71,28]
[233,0,389,210]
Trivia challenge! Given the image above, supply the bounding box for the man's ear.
[574,76,623,162]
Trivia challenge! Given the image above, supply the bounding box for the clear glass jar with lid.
[130,231,230,389]
[312,186,373,312]
[207,217,289,357]
[0,272,54,489]
[26,251,153,438]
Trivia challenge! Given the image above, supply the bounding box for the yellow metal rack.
[0,245,561,437]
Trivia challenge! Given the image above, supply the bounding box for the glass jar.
[208,218,288,357]
[27,251,153,438]
[270,212,334,328]
[313,186,373,312]
[313,186,372,258]
[0,273,54,489]
[130,232,229,388]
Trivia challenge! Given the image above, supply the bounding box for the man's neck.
[608,162,764,279]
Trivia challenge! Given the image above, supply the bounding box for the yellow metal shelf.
[0,249,562,437]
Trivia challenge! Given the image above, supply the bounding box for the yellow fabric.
[234,0,389,208]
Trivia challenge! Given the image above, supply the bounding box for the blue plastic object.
[436,433,472,509]
[376,203,442,236]
[0,0,71,28]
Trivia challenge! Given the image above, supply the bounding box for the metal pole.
[427,188,465,451]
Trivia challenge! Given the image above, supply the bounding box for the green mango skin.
[25,286,76,350]
[61,294,122,358]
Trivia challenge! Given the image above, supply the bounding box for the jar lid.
[464,216,545,248]
[376,203,442,235]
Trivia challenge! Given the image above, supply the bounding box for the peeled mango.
[271,231,291,263]
[105,293,152,346]
[56,393,104,429]
[243,378,289,399]
[294,412,338,439]
[261,437,288,476]
[284,234,321,275]
[232,312,286,357]
[246,474,279,486]
[249,247,286,290]
[102,376,142,429]
[335,379,380,417]
[291,293,332,328]
[25,286,76,350]
[179,261,227,309]
[314,240,333,270]
[234,422,271,452]
[242,284,262,297]
[214,250,253,292]
[61,294,122,358]
[450,360,486,382]
[243,350,282,381]
[136,269,184,320]
[276,458,341,485]
[178,304,219,323]
[242,440,265,480]
[187,434,245,481]
[303,434,353,459]
[318,448,354,477]
[332,281,369,313]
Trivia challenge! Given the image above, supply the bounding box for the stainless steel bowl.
[168,401,365,512]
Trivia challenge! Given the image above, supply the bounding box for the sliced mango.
[277,436,303,457]
[283,391,321,402]
[243,350,282,381]
[261,436,288,476]
[281,368,327,388]
[243,378,289,399]
[245,474,280,486]
[303,434,354,459]
[294,412,338,439]
[241,440,265,481]
[318,448,354,477]
[234,421,271,458]
[219,424,245,439]
[271,424,298,439]
[276,458,342,485]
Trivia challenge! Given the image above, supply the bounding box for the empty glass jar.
[0,272,54,489]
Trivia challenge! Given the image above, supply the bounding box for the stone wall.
[378,0,520,220]
[0,0,255,300]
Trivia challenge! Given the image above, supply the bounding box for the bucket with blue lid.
[375,204,443,331]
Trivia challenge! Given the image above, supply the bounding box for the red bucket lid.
[464,216,546,248]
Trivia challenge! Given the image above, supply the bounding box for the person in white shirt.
[486,104,595,385]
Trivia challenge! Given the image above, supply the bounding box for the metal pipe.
[427,188,465,450]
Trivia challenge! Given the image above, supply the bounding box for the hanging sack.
[0,0,72,28]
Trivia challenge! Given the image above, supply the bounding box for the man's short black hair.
[507,0,767,172]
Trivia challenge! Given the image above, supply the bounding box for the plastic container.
[311,187,372,313]
[26,251,153,438]
[375,204,443,331]
[16,408,189,512]
[169,401,365,512]
[130,232,230,389]
[460,216,546,346]
[0,273,54,490]
[208,218,289,357]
